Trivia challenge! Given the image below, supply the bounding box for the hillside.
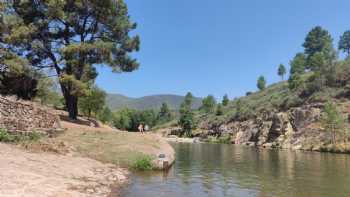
[160,59,350,153]
[106,94,202,111]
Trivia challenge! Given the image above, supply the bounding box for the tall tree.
[303,26,335,69]
[257,75,266,91]
[288,53,306,90]
[322,102,345,144]
[0,0,140,120]
[158,102,172,122]
[277,64,286,80]
[339,30,350,55]
[179,92,195,137]
[222,94,229,106]
[201,95,216,113]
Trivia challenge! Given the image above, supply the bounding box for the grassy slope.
[39,120,175,169]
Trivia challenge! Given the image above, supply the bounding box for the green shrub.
[132,155,153,171]
[0,129,42,143]
[0,129,15,142]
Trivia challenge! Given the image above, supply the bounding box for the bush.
[0,129,41,143]
[132,155,153,171]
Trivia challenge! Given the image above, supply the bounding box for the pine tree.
[201,95,216,113]
[303,26,336,69]
[339,30,350,55]
[179,92,195,137]
[222,94,229,106]
[257,76,266,91]
[158,102,172,122]
[277,64,286,81]
[0,1,140,120]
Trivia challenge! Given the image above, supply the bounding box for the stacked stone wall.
[0,96,60,133]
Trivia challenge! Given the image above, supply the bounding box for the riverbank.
[0,143,128,197]
[0,116,175,196]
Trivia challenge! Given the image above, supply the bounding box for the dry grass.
[48,118,174,168]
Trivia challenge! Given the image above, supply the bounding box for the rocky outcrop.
[0,96,61,133]
[196,104,326,150]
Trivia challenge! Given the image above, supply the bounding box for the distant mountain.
[106,94,202,111]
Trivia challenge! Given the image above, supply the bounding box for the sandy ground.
[0,143,128,197]
[0,114,175,197]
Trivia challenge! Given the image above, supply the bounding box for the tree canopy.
[339,30,350,55]
[303,26,335,68]
[277,64,286,80]
[0,0,140,119]
[257,75,266,91]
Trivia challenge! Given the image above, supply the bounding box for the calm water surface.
[121,143,350,197]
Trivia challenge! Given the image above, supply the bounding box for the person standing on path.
[138,124,144,134]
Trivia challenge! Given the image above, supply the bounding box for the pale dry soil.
[0,143,128,197]
[0,116,175,197]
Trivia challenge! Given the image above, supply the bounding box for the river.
[121,143,350,197]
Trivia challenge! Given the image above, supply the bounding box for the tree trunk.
[65,93,78,120]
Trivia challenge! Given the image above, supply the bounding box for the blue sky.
[96,0,350,99]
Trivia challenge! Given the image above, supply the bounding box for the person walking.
[138,124,144,134]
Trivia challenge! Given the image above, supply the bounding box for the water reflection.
[121,143,350,197]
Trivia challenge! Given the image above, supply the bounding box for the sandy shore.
[0,143,128,197]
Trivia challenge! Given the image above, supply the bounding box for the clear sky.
[96,0,350,99]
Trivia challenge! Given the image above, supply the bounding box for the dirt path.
[0,143,127,197]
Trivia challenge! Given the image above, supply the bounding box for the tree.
[216,103,223,116]
[277,64,286,80]
[290,53,307,75]
[322,102,345,144]
[339,30,350,55]
[288,53,307,91]
[98,106,113,123]
[201,95,216,113]
[257,75,266,91]
[158,102,172,122]
[78,86,106,118]
[303,26,336,69]
[0,1,140,120]
[222,94,229,106]
[179,92,195,137]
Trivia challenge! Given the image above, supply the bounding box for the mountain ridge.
[106,93,202,111]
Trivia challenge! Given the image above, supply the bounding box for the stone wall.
[0,96,61,133]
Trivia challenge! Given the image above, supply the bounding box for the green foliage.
[201,95,217,113]
[131,155,153,171]
[322,102,345,144]
[222,94,229,106]
[277,64,286,80]
[303,26,336,69]
[257,75,266,91]
[79,86,106,118]
[216,103,224,116]
[290,53,307,75]
[179,92,195,137]
[1,0,140,119]
[97,106,113,123]
[36,77,63,107]
[339,30,350,55]
[0,129,41,143]
[113,108,133,130]
[113,108,158,131]
[158,102,172,123]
